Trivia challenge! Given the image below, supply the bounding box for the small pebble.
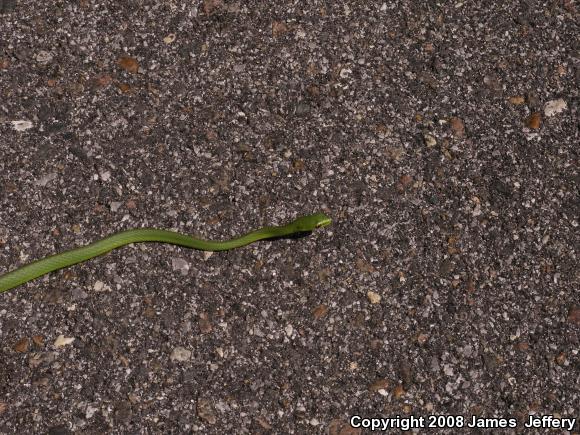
[35,173,57,187]
[54,335,75,348]
[367,291,381,304]
[170,346,191,362]
[35,50,53,64]
[544,98,567,117]
[423,133,437,147]
[163,33,176,44]
[11,120,33,131]
[172,258,190,275]
[527,112,541,129]
[449,117,465,138]
[508,96,525,105]
[13,337,29,353]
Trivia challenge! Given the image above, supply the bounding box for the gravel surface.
[0,1,578,434]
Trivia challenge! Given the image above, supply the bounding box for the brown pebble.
[196,398,217,424]
[423,42,434,53]
[116,82,132,93]
[198,312,213,334]
[399,174,413,187]
[255,416,272,430]
[555,352,567,365]
[328,418,361,435]
[509,96,525,105]
[393,384,405,399]
[202,0,224,15]
[117,56,139,73]
[370,339,382,350]
[369,378,389,392]
[386,146,404,161]
[93,74,112,88]
[355,258,375,273]
[292,159,305,171]
[306,84,320,96]
[447,235,459,255]
[312,304,328,319]
[13,337,29,353]
[62,270,76,282]
[515,341,529,351]
[272,21,290,38]
[32,377,49,387]
[417,333,429,345]
[527,112,541,129]
[396,174,414,193]
[449,117,465,138]
[567,306,579,324]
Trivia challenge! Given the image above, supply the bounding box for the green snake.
[0,212,331,294]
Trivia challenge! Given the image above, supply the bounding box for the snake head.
[292,212,332,232]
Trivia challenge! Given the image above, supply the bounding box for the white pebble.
[36,50,53,64]
[54,335,75,348]
[11,120,33,131]
[170,346,191,362]
[544,98,567,117]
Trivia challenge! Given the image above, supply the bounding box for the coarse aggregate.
[0,1,578,433]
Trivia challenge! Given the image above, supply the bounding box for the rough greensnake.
[0,212,331,294]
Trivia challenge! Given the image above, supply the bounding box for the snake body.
[0,212,331,294]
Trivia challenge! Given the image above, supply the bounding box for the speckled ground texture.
[0,0,578,434]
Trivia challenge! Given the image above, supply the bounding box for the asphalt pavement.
[0,1,578,433]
